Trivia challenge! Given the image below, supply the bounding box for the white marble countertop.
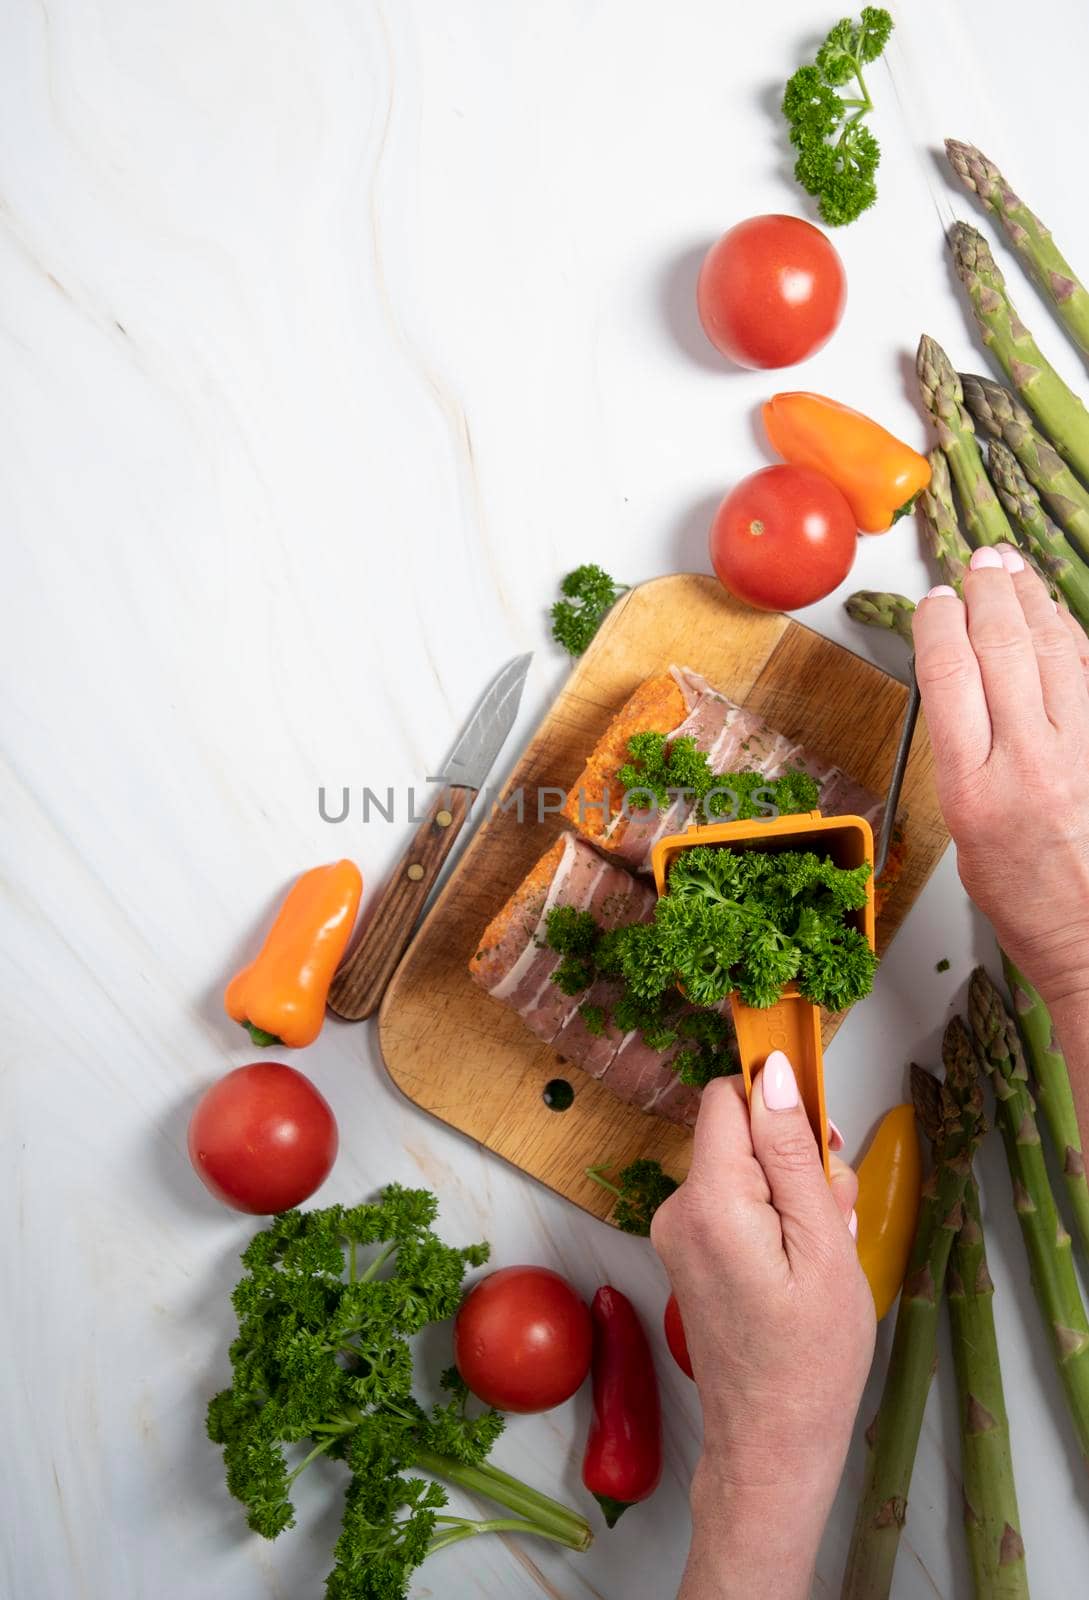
[5,2,1089,1595]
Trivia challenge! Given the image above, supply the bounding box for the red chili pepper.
[582,1286,663,1527]
[664,1293,694,1380]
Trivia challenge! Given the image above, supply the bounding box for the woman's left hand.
[652,1053,875,1600]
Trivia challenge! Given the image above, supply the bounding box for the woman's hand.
[652,1054,875,1600]
[913,547,1089,1007]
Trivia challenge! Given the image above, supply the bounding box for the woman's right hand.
[913,547,1089,1008]
[652,1060,874,1600]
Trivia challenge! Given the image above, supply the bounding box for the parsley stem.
[427,1516,584,1556]
[357,1240,397,1284]
[286,1435,337,1485]
[414,1451,592,1551]
[585,1166,622,1200]
[852,59,873,111]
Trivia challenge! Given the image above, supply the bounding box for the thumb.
[749,1049,850,1270]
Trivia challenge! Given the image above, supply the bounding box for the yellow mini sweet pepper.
[854,1103,923,1319]
[225,860,363,1049]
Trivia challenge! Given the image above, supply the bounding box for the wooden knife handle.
[328,787,473,1021]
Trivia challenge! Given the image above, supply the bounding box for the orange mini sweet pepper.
[225,860,363,1048]
[854,1103,923,1319]
[763,393,932,534]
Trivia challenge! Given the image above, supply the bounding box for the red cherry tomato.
[697,215,846,369]
[454,1266,592,1413]
[664,1294,694,1380]
[187,1062,338,1214]
[709,464,857,612]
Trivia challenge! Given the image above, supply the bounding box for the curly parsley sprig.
[565,847,875,1014]
[207,1187,591,1599]
[782,7,894,227]
[550,565,628,656]
[617,732,820,820]
[544,904,740,1085]
[586,1159,679,1236]
[645,845,876,1011]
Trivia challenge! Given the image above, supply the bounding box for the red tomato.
[454,1266,592,1413]
[697,215,846,369]
[664,1294,694,1381]
[187,1062,338,1214]
[709,464,857,611]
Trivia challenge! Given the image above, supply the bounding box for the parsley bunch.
[550,565,628,655]
[586,1159,679,1236]
[782,7,893,226]
[207,1187,591,1598]
[619,845,876,1011]
[617,732,820,820]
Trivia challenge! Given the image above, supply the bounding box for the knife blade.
[327,652,533,1020]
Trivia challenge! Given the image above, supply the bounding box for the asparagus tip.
[917,334,962,400]
[950,221,1003,285]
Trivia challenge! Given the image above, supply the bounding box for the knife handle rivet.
[407,863,425,882]
[436,809,453,828]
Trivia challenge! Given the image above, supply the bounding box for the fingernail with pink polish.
[969,546,1004,571]
[926,585,959,599]
[996,543,1025,573]
[848,1209,858,1240]
[828,1118,846,1152]
[761,1049,799,1111]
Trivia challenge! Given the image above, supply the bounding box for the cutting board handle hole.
[543,1078,575,1112]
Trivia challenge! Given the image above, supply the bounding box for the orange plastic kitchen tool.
[651,811,876,1178]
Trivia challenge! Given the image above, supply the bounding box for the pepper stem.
[243,1022,282,1047]
[593,1493,633,1530]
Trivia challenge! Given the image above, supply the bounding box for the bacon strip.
[571,665,884,874]
[472,835,657,1046]
[469,835,730,1126]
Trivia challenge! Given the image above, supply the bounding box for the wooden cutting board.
[378,575,947,1222]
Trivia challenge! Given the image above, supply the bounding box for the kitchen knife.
[327,652,533,1020]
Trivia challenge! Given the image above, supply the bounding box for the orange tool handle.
[730,986,830,1177]
[652,809,877,1187]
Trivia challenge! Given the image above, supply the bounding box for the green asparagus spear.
[960,373,1089,563]
[947,141,1089,365]
[950,223,1089,486]
[986,441,1089,628]
[1001,951,1089,1261]
[947,1175,1029,1598]
[841,1024,984,1600]
[968,967,1089,1467]
[917,335,1016,549]
[917,448,972,593]
[844,590,916,644]
[1020,550,1064,606]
